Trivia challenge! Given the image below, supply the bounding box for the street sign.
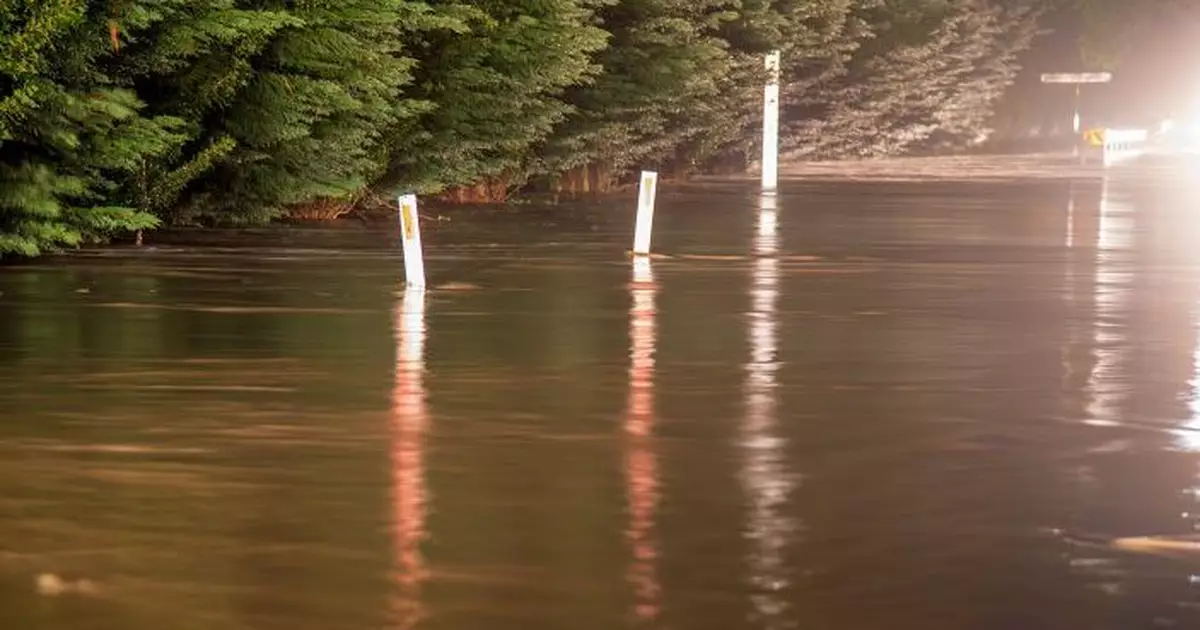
[1041,72,1112,84]
[1040,72,1113,150]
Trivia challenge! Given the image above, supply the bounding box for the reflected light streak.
[1085,178,1133,428]
[1178,182,1200,452]
[1181,339,1200,452]
[626,257,661,622]
[1062,185,1082,386]
[1066,184,1076,250]
[742,193,796,627]
[391,289,428,629]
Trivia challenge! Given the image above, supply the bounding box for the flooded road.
[4,169,1200,628]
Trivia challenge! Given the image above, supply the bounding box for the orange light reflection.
[390,289,428,629]
[626,256,661,622]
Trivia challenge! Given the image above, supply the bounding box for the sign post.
[761,51,781,193]
[632,171,658,257]
[398,194,425,289]
[1040,72,1112,156]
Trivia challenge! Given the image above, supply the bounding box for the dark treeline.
[2,0,1053,257]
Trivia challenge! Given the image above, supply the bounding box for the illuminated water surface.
[4,173,1200,628]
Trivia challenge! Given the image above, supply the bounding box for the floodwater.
[4,162,1200,629]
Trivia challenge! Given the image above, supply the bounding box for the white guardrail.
[1100,128,1149,166]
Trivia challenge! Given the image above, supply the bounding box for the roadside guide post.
[398,194,425,290]
[761,51,781,193]
[632,171,658,257]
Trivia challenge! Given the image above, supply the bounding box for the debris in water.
[36,573,98,596]
[436,281,480,291]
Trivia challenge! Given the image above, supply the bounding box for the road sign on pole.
[1040,72,1113,157]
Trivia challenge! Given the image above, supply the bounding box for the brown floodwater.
[5,165,1200,629]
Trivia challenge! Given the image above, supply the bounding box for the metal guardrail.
[1100,128,1149,166]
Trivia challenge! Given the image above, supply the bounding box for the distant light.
[1040,72,1113,84]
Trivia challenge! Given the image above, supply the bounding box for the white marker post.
[397,194,426,289]
[761,51,781,193]
[632,171,658,257]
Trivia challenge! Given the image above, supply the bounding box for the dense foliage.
[785,0,1042,159]
[1,0,1045,256]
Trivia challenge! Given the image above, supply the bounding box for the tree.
[101,0,295,221]
[538,0,741,190]
[691,0,874,172]
[0,0,181,256]
[380,0,608,200]
[150,0,435,224]
[782,0,1042,159]
[0,0,1061,260]
[923,2,1041,150]
[536,0,874,188]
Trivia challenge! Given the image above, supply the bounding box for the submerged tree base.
[287,198,358,222]
[438,177,510,205]
[552,163,616,196]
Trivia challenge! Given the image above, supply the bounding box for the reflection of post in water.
[1177,182,1200,453]
[625,256,661,622]
[1066,182,1076,250]
[1061,182,1098,395]
[1170,183,1200,539]
[391,289,428,629]
[1084,177,1133,427]
[1061,184,1078,387]
[1174,181,1200,544]
[742,193,795,625]
[1182,323,1200,454]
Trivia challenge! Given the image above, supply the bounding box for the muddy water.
[3,172,1200,629]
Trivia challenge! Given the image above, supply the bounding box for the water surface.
[4,171,1200,629]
